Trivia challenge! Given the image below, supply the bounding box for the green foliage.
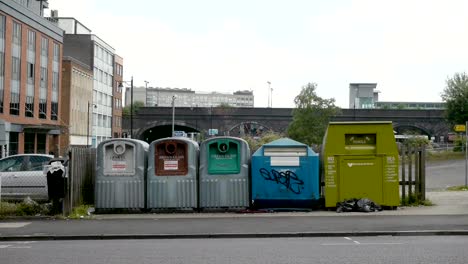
[441,72,468,124]
[397,103,406,110]
[242,131,283,153]
[68,205,93,219]
[217,102,233,108]
[402,136,430,148]
[122,101,145,116]
[453,138,466,152]
[446,185,468,191]
[0,201,49,217]
[400,194,433,206]
[287,83,340,146]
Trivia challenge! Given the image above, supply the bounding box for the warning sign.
[164,160,178,170]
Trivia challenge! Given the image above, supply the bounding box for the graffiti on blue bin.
[259,168,304,194]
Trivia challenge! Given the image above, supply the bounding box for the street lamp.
[144,80,149,106]
[171,95,177,136]
[87,101,97,147]
[119,76,134,138]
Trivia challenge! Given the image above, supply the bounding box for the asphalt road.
[1,236,467,264]
[426,159,467,190]
[1,215,468,238]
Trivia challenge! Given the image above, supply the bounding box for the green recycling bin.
[322,121,399,208]
[199,137,250,209]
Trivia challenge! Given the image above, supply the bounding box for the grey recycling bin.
[95,139,149,210]
[147,137,199,210]
[199,137,250,209]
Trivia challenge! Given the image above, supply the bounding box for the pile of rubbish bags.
[336,198,383,213]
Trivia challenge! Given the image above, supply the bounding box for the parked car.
[0,154,54,201]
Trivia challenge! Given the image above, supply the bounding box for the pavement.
[1,190,467,241]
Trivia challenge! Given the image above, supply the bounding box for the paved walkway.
[91,191,468,219]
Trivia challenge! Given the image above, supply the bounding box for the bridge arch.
[135,121,200,143]
[393,123,432,137]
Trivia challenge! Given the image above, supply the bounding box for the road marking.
[344,237,352,241]
[322,242,404,246]
[353,241,361,244]
[8,246,32,249]
[0,241,36,249]
[0,222,31,228]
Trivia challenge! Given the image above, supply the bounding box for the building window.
[41,37,48,56]
[27,30,35,51]
[12,22,21,45]
[51,72,59,120]
[9,132,19,155]
[39,67,47,119]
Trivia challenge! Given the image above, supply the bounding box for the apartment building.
[50,16,117,147]
[0,0,63,157]
[127,87,255,108]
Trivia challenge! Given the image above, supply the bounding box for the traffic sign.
[454,124,466,132]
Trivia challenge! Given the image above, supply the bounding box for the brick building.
[0,0,63,157]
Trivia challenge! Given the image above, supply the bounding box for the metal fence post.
[401,145,406,201]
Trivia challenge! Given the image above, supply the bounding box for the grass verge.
[446,185,468,191]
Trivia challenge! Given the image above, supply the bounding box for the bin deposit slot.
[345,134,376,151]
[264,147,307,157]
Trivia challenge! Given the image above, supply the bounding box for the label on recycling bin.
[164,160,178,170]
[112,161,127,171]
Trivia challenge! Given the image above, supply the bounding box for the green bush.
[0,200,50,217]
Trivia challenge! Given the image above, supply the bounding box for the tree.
[441,72,468,124]
[242,131,283,153]
[287,83,341,146]
[122,101,145,116]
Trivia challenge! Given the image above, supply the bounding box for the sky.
[46,0,468,108]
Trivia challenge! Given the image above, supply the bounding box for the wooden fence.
[63,147,96,215]
[400,145,426,203]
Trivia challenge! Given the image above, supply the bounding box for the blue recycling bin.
[251,138,320,208]
[147,137,199,210]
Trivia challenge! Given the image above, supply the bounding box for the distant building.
[113,55,123,138]
[374,101,445,110]
[349,83,445,110]
[349,83,379,109]
[0,0,64,157]
[126,87,255,108]
[59,56,93,155]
